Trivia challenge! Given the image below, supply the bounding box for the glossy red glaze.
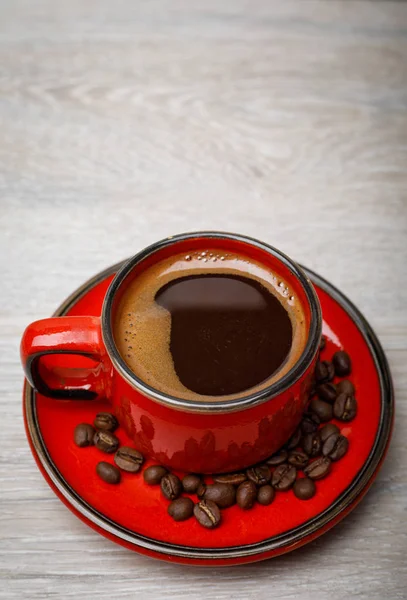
[20,234,321,473]
[111,368,315,473]
[20,316,112,399]
[23,266,390,565]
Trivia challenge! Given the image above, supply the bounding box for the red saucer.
[23,263,393,566]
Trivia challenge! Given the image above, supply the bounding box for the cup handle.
[20,316,111,400]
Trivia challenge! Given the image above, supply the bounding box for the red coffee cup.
[21,232,322,473]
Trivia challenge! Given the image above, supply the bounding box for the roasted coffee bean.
[272,464,297,491]
[304,457,331,480]
[309,398,333,422]
[213,473,247,486]
[160,473,182,500]
[246,464,271,486]
[167,497,194,521]
[336,379,355,395]
[266,450,289,466]
[322,433,349,461]
[302,432,322,457]
[325,361,336,381]
[236,481,257,509]
[96,461,121,484]
[143,465,168,485]
[94,430,119,454]
[257,485,275,506]
[334,393,357,422]
[203,483,236,508]
[74,423,95,447]
[197,482,207,498]
[114,447,144,473]
[93,412,119,432]
[317,383,337,404]
[319,423,340,443]
[332,351,352,377]
[194,499,221,529]
[288,450,309,469]
[315,361,335,384]
[319,335,327,352]
[301,412,320,434]
[293,477,316,500]
[286,428,302,450]
[182,474,202,493]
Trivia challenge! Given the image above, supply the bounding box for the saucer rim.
[23,262,394,560]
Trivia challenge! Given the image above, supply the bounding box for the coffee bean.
[246,464,271,486]
[302,432,322,457]
[160,473,182,500]
[333,393,357,422]
[325,361,336,381]
[315,361,335,384]
[96,461,121,484]
[143,465,168,485]
[182,474,202,493]
[236,481,257,509]
[293,478,316,500]
[272,464,297,491]
[319,423,340,443]
[74,423,95,447]
[114,447,144,473]
[286,428,302,450]
[94,430,119,454]
[319,335,327,351]
[203,483,236,508]
[93,412,119,432]
[266,450,289,466]
[332,351,352,376]
[197,482,207,498]
[316,383,337,404]
[304,457,331,480]
[301,412,320,434]
[194,499,221,529]
[336,379,355,395]
[322,433,349,461]
[309,398,333,422]
[257,485,275,506]
[213,472,247,486]
[288,450,309,469]
[168,497,194,521]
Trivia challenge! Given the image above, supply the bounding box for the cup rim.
[101,231,322,413]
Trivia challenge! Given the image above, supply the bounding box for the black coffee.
[155,274,292,396]
[115,249,307,401]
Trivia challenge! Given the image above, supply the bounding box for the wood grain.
[1,0,406,598]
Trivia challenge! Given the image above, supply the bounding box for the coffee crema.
[114,249,307,401]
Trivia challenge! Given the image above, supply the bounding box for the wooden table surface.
[1,1,406,598]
